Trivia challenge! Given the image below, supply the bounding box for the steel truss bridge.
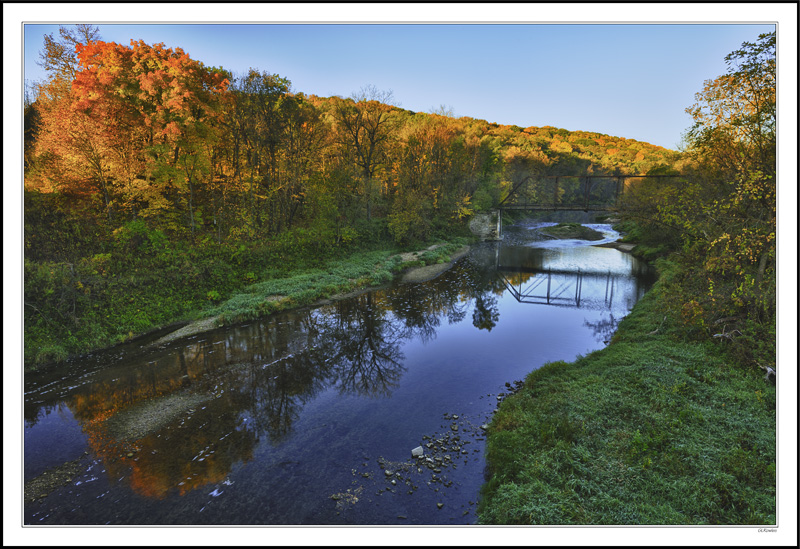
[498,174,682,212]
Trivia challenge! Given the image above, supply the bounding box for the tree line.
[25,25,675,256]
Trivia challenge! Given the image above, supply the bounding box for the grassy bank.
[24,217,472,370]
[206,240,471,325]
[478,258,776,525]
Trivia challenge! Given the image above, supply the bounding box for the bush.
[388,192,433,245]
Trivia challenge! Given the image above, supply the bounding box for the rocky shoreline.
[24,457,87,504]
[331,378,526,519]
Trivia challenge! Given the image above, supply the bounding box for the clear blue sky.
[22,22,774,150]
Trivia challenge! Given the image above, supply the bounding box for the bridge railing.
[499,174,684,212]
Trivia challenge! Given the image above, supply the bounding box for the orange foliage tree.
[36,39,230,232]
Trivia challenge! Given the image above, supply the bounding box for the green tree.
[623,31,776,371]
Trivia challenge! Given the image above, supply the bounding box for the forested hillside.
[25,29,677,250]
[23,26,679,366]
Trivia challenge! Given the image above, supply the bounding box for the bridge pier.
[497,209,502,238]
[468,209,502,241]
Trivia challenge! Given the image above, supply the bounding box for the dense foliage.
[617,31,776,374]
[24,28,673,366]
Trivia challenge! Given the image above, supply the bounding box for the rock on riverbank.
[593,241,636,253]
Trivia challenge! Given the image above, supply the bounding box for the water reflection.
[24,232,654,507]
[496,244,653,311]
[324,293,406,398]
[584,314,621,344]
[473,294,501,331]
[24,261,506,500]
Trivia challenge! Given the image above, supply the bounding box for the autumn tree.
[279,92,330,229]
[221,70,329,237]
[233,70,293,233]
[621,31,776,371]
[333,86,397,220]
[59,39,229,231]
[24,84,41,169]
[682,31,776,313]
[27,26,102,192]
[25,20,95,172]
[37,24,102,80]
[387,111,479,243]
[685,32,775,183]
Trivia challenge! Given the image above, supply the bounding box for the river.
[23,220,656,525]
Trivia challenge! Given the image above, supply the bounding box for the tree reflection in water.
[26,244,646,502]
[323,292,406,398]
[24,267,500,500]
[472,294,500,331]
[583,313,620,344]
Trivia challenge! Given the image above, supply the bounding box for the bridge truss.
[498,174,682,212]
[497,266,624,309]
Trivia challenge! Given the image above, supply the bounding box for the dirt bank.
[400,245,471,283]
[593,241,636,253]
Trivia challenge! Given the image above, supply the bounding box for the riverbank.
[182,241,470,343]
[477,257,776,525]
[160,221,627,346]
[129,240,472,351]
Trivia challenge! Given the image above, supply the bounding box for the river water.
[23,221,655,525]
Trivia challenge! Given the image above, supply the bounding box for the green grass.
[209,238,471,325]
[24,232,473,369]
[207,249,397,323]
[478,261,776,525]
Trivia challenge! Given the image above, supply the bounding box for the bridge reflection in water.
[494,244,650,310]
[498,267,624,308]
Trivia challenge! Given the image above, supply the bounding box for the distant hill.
[307,94,681,179]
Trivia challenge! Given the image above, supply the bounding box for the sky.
[4,4,799,548]
[21,22,774,150]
